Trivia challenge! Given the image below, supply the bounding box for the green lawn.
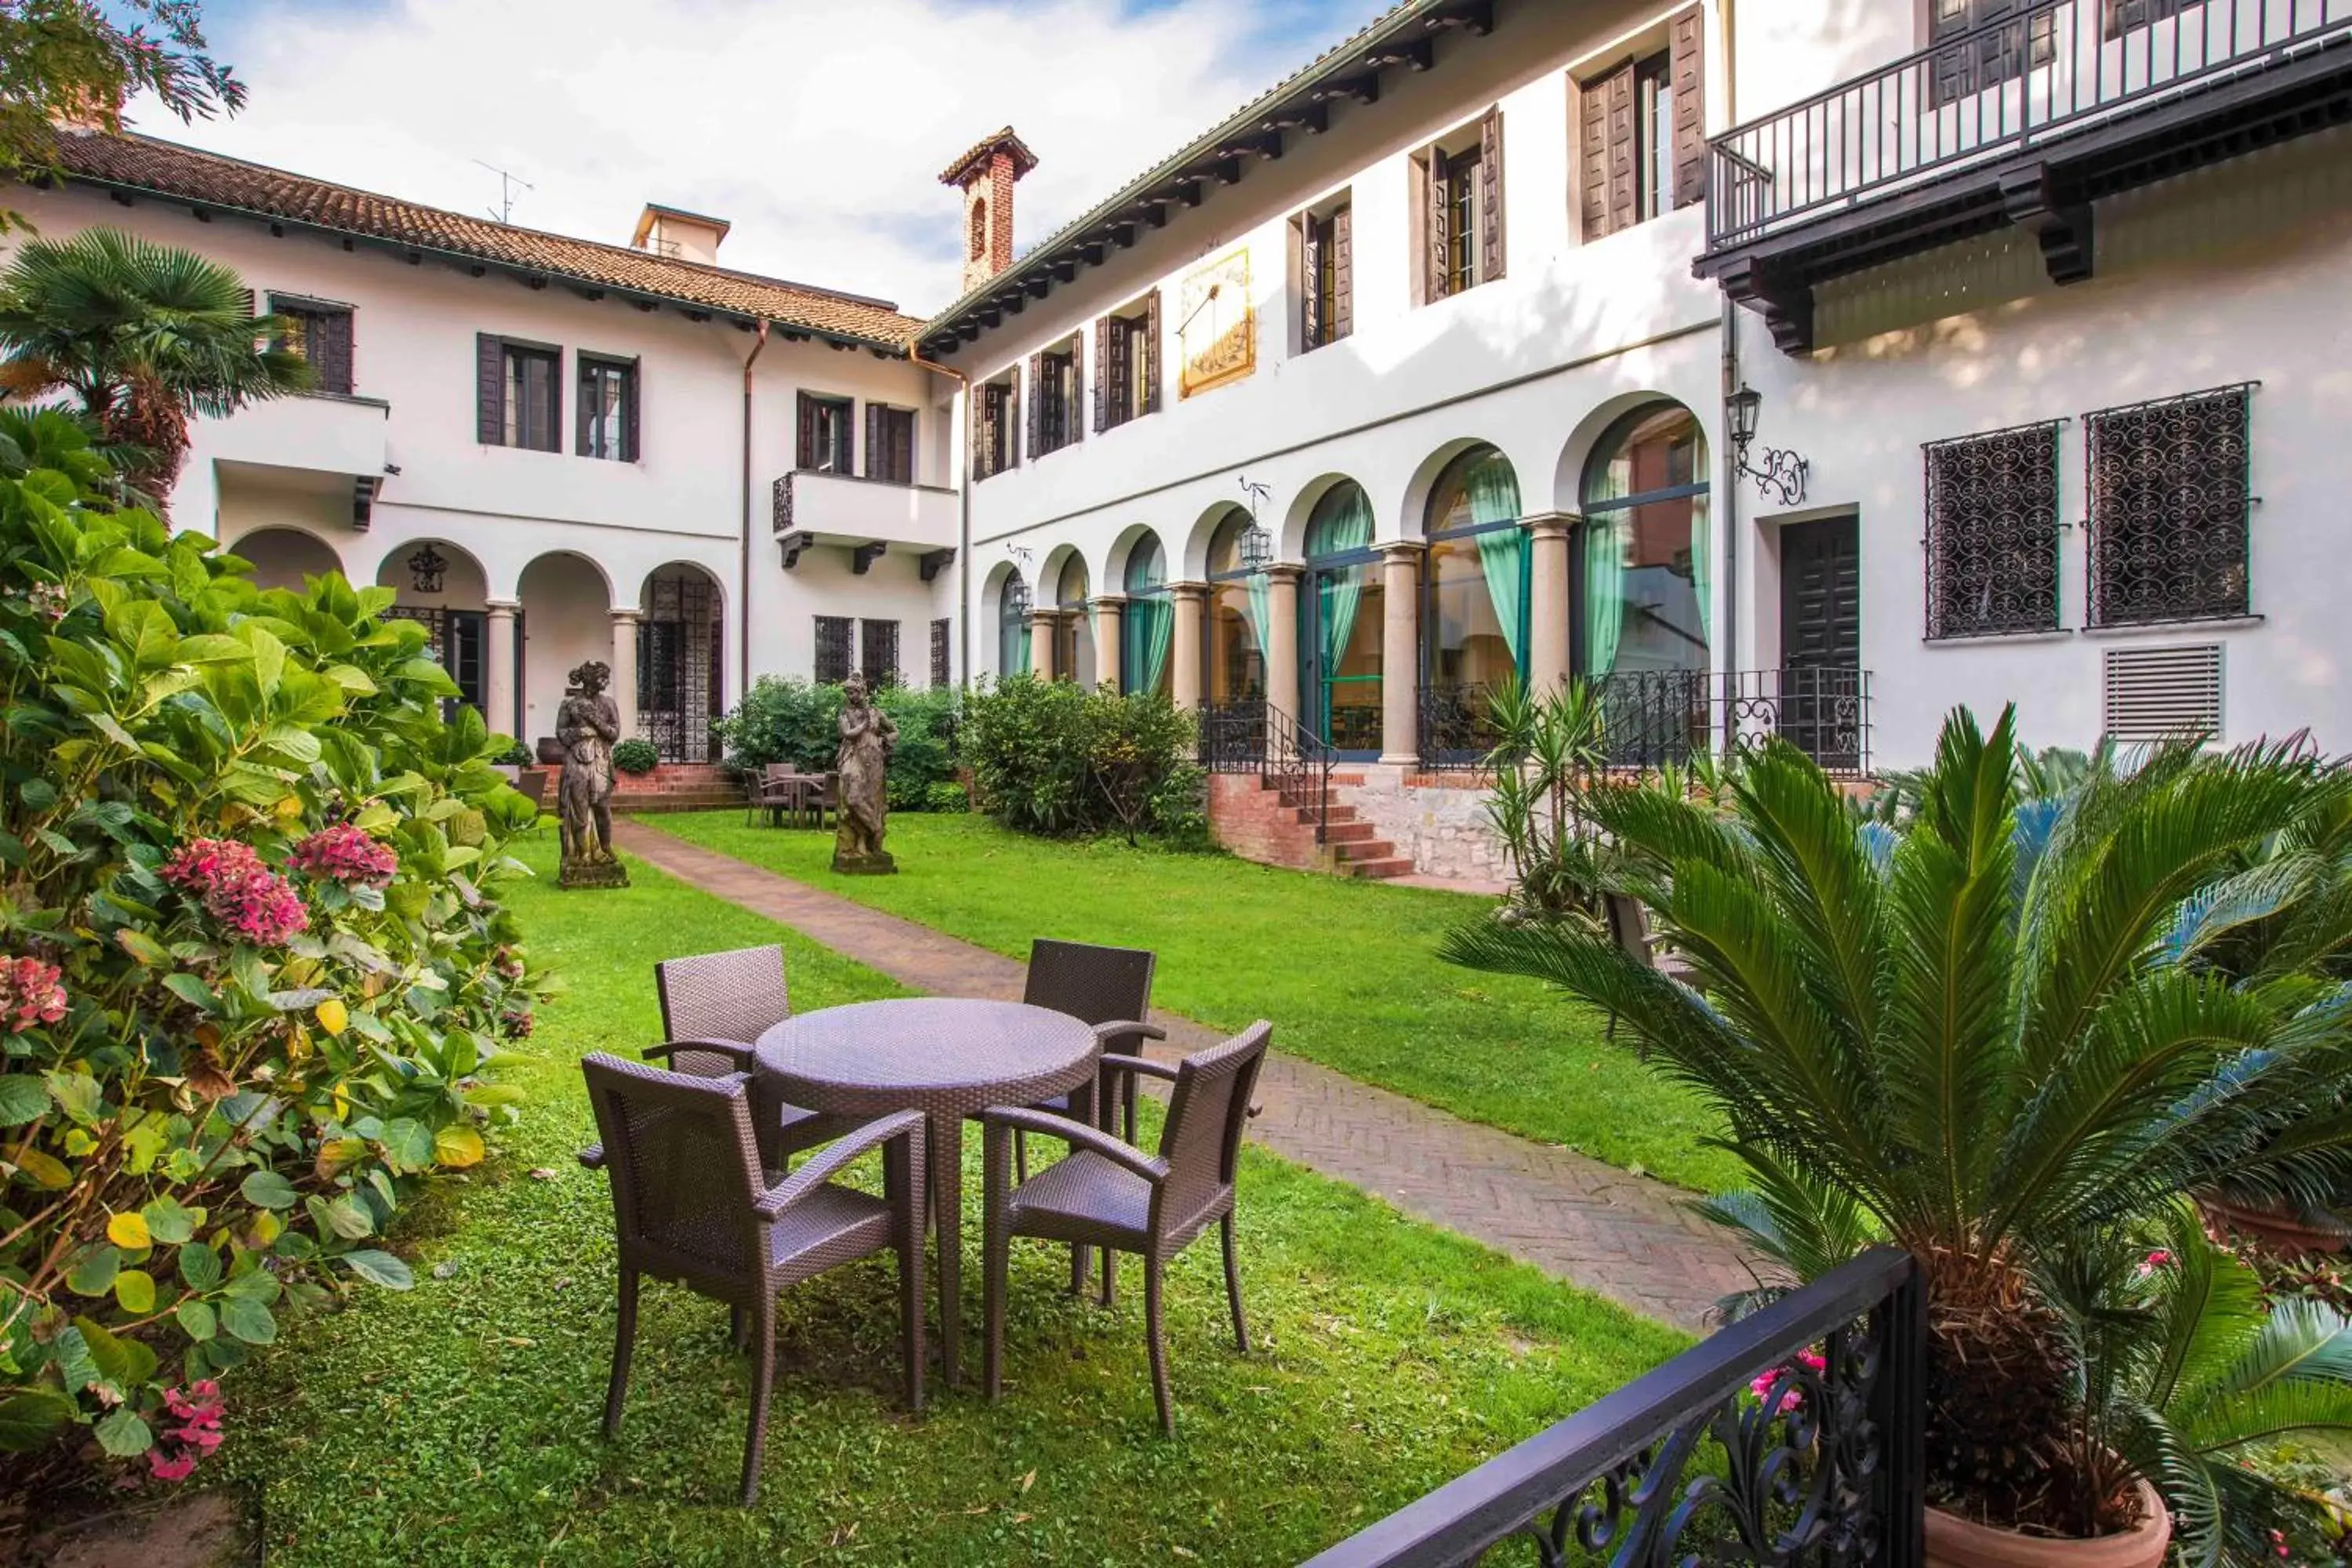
[220,837,1688,1567]
[647,811,1738,1194]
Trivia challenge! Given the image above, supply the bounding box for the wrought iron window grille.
[813,615,855,687]
[1922,418,2064,640]
[2085,383,2258,630]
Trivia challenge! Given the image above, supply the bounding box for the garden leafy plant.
[960,675,1202,844]
[0,408,543,1482]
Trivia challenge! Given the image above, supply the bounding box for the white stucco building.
[20,0,2352,873]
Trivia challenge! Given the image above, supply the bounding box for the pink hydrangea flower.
[1750,1348,1828,1412]
[145,1381,223,1483]
[288,823,398,889]
[499,1007,534,1040]
[162,839,308,947]
[0,955,67,1033]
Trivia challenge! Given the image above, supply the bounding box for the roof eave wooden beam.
[1364,38,1433,71]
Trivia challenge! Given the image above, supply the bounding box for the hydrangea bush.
[0,409,544,1480]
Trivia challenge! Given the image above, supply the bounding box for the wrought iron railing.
[1301,1247,1926,1568]
[1418,681,1509,773]
[1705,0,2352,252]
[1592,669,1874,779]
[1200,699,1337,844]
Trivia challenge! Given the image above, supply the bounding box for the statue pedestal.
[831,850,897,877]
[559,855,630,890]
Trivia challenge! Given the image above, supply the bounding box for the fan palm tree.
[0,227,310,503]
[1441,706,2352,1541]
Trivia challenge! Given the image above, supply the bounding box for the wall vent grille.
[2103,644,2223,743]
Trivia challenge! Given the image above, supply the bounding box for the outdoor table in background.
[754,998,1099,1385]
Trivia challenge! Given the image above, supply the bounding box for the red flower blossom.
[0,955,67,1033]
[162,839,308,947]
[145,1381,224,1483]
[288,823,398,889]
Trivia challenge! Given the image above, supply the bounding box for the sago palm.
[1441,706,2352,1536]
[0,227,310,502]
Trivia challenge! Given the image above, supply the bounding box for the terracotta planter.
[2200,1193,2350,1256]
[1926,1482,2169,1568]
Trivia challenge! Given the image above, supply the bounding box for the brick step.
[1330,836,1399,865]
[1345,855,1414,880]
[1322,820,1381,845]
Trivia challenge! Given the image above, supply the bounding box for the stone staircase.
[1207,769,1412,880]
[533,761,745,814]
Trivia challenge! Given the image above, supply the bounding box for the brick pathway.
[612,821,1760,1332]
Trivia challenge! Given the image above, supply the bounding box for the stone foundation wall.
[1334,770,1511,883]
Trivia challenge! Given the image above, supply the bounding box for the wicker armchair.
[745,764,799,827]
[979,1020,1270,1435]
[577,1053,926,1506]
[1015,939,1165,1167]
[652,945,855,1167]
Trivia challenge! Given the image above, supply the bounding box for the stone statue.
[832,670,898,875]
[556,659,628,889]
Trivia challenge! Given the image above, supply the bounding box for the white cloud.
[132,0,1337,317]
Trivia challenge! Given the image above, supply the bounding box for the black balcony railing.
[1304,1247,1926,1568]
[1592,668,1873,779]
[1706,0,2352,252]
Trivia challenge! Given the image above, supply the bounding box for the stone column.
[1028,610,1060,680]
[1526,514,1575,696]
[1170,582,1207,710]
[484,599,520,741]
[1376,543,1421,767]
[1091,593,1126,693]
[1265,564,1301,722]
[608,610,641,742]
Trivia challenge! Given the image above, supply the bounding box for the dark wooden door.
[1778,517,1864,771]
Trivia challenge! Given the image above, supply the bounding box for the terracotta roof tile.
[51,129,925,349]
[937,127,1040,187]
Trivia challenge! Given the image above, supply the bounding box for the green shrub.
[920,779,971,815]
[609,737,659,775]
[714,677,958,811]
[0,408,545,1481]
[961,675,1200,843]
[492,740,532,768]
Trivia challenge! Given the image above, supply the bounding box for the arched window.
[968,198,989,263]
[1054,555,1094,686]
[1303,482,1382,754]
[1580,404,1709,678]
[1204,510,1268,706]
[1120,533,1171,696]
[996,571,1030,677]
[1421,445,1525,759]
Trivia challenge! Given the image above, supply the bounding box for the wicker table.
[754,997,1099,1385]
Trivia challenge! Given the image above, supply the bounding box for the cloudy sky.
[131,0,1377,318]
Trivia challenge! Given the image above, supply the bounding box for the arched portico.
[230,526,344,593]
[638,561,726,762]
[374,539,498,730]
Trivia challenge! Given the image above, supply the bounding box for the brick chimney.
[938,127,1038,296]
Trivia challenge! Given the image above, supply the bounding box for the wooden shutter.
[1331,205,1353,343]
[1424,151,1450,301]
[1007,373,1021,467]
[866,403,883,477]
[1025,354,1041,459]
[895,408,915,482]
[971,387,990,478]
[1605,64,1639,236]
[1577,73,1611,241]
[318,310,354,396]
[1142,290,1161,415]
[1067,336,1083,444]
[795,392,818,470]
[1671,9,1708,210]
[1479,108,1506,284]
[1093,316,1111,432]
[1300,217,1323,349]
[475,334,503,445]
[622,360,639,462]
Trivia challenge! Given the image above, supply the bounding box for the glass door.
[1305,557,1383,757]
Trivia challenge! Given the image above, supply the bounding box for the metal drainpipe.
[739,320,770,702]
[1719,296,1742,755]
[905,343,971,691]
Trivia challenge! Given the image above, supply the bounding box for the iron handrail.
[1704,0,2352,251]
[1301,1247,1926,1568]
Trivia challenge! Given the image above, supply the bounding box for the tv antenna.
[472,159,535,223]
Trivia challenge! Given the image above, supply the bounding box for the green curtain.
[1245,575,1272,658]
[1689,489,1713,644]
[1465,456,1526,664]
[1312,486,1374,677]
[1127,595,1173,695]
[1585,517,1625,676]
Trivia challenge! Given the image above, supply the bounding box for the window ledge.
[296,390,390,412]
[2083,615,2264,638]
[1922,628,2071,648]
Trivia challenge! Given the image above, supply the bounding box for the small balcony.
[1695,0,2352,351]
[771,469,958,575]
[205,390,390,482]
